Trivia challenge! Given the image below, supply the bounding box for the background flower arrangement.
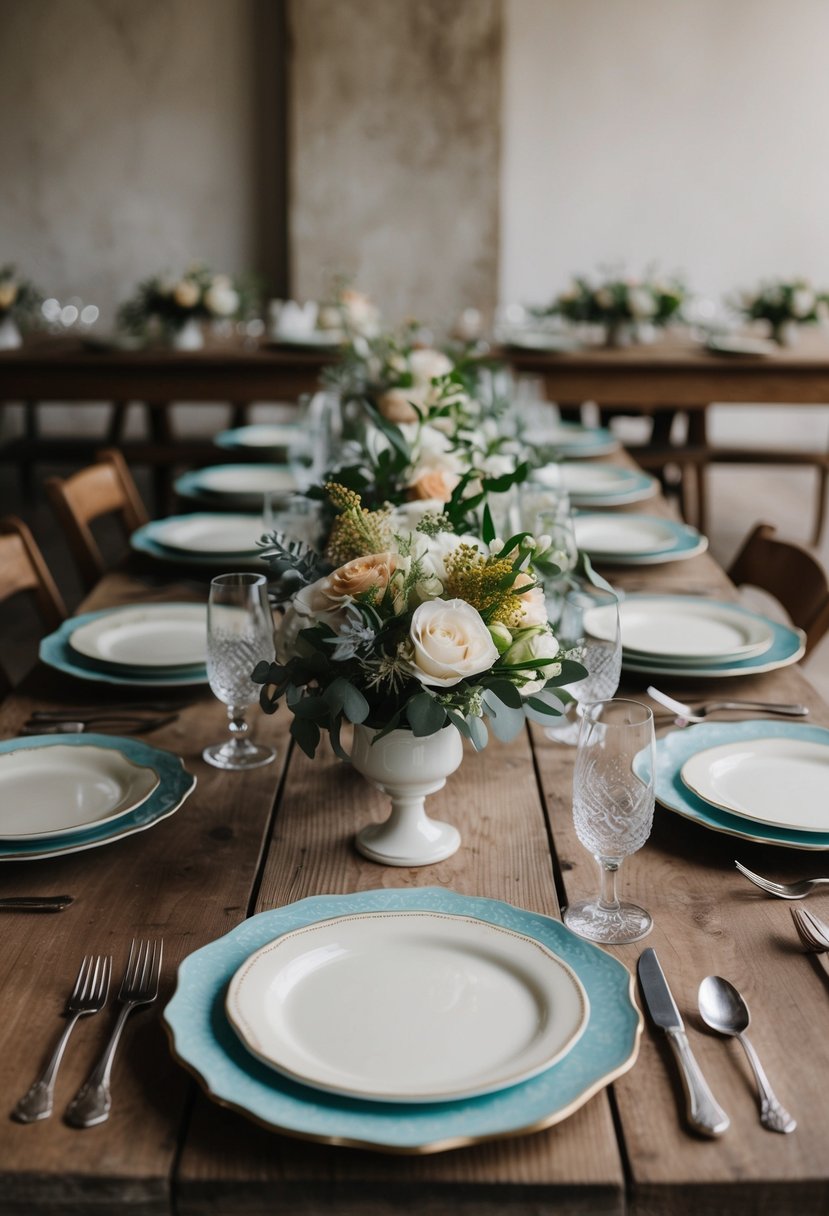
[738,278,828,346]
[118,265,254,344]
[545,270,686,346]
[0,264,43,347]
[255,482,586,757]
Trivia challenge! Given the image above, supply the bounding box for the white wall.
[501,0,829,307]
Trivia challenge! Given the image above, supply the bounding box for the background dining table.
[1,458,828,1216]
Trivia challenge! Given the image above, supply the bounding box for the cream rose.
[205,282,239,317]
[408,599,499,688]
[512,571,547,627]
[0,281,18,310]
[502,627,561,696]
[407,469,458,502]
[409,348,453,384]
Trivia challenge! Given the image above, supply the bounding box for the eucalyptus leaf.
[406,692,447,737]
[290,715,320,758]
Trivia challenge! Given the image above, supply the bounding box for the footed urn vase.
[350,724,463,867]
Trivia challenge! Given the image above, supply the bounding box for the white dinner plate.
[705,335,776,357]
[680,737,829,833]
[215,423,300,450]
[226,909,590,1103]
[149,514,265,555]
[574,515,677,555]
[195,466,297,496]
[0,743,159,840]
[556,463,658,506]
[69,604,207,670]
[588,596,774,662]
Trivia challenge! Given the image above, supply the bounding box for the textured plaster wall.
[0,0,263,326]
[288,0,502,330]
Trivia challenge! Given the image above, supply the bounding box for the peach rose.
[407,469,458,502]
[378,387,424,424]
[327,552,398,600]
[513,571,547,627]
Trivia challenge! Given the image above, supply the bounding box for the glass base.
[202,739,276,771]
[563,899,653,945]
[543,712,581,746]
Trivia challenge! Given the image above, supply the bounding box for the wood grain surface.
[0,470,827,1214]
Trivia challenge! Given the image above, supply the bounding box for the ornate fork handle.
[738,1032,796,1134]
[65,1004,133,1127]
[13,1014,82,1122]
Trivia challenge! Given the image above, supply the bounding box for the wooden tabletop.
[1,491,828,1215]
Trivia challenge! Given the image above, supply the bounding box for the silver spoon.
[698,976,796,1133]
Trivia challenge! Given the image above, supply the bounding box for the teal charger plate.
[0,733,196,861]
[164,888,641,1154]
[543,422,619,459]
[656,720,829,849]
[131,516,267,571]
[575,513,707,565]
[40,609,208,687]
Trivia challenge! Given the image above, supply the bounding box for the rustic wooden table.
[0,483,828,1215]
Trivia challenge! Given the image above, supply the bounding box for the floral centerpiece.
[546,271,686,347]
[254,483,585,865]
[738,278,828,347]
[0,264,43,349]
[118,265,247,349]
[316,279,381,340]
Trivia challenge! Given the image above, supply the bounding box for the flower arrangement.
[316,279,381,340]
[546,271,685,345]
[118,265,248,338]
[254,483,586,758]
[738,278,828,344]
[0,264,42,325]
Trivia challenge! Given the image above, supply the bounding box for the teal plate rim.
[163,888,642,1154]
[655,720,829,849]
[40,608,208,687]
[620,596,804,678]
[574,513,707,564]
[0,733,196,861]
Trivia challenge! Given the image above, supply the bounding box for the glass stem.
[597,858,621,912]
[227,705,250,751]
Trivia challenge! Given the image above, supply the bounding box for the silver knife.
[0,896,73,912]
[638,948,730,1137]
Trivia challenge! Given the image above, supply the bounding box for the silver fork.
[791,906,829,951]
[736,860,829,900]
[65,939,163,1128]
[647,686,809,725]
[12,954,112,1122]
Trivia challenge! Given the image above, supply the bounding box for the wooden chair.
[0,516,68,696]
[728,523,829,655]
[45,448,149,591]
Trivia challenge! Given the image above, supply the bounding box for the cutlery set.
[638,948,795,1136]
[12,939,162,1128]
[20,705,181,736]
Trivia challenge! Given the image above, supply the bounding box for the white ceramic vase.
[351,724,463,867]
[772,320,799,348]
[171,317,204,350]
[0,315,22,349]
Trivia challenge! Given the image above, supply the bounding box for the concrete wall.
[288,0,502,330]
[501,0,829,306]
[0,0,270,327]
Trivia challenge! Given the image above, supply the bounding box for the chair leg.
[106,402,129,445]
[813,465,828,548]
[230,402,250,428]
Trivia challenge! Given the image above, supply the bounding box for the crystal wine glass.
[544,584,622,744]
[564,698,655,944]
[203,573,276,770]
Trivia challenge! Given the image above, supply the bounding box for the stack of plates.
[215,423,301,457]
[131,513,268,568]
[574,514,707,565]
[536,422,619,459]
[164,888,641,1153]
[0,734,195,861]
[655,721,829,849]
[547,462,658,507]
[588,594,804,677]
[40,603,208,687]
[175,464,297,510]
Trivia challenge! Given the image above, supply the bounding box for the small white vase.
[171,317,204,350]
[0,315,22,349]
[350,724,463,866]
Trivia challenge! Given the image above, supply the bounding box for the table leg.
[687,407,710,535]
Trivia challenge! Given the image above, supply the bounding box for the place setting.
[174,463,297,511]
[573,512,708,565]
[536,461,659,507]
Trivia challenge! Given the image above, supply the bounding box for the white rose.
[628,287,656,318]
[792,288,815,319]
[378,386,425,423]
[502,627,561,695]
[512,573,548,627]
[173,279,200,309]
[594,288,614,310]
[205,283,239,317]
[408,599,499,687]
[409,348,453,385]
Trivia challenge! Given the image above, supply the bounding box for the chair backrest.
[728,523,829,655]
[0,515,67,631]
[45,449,149,591]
